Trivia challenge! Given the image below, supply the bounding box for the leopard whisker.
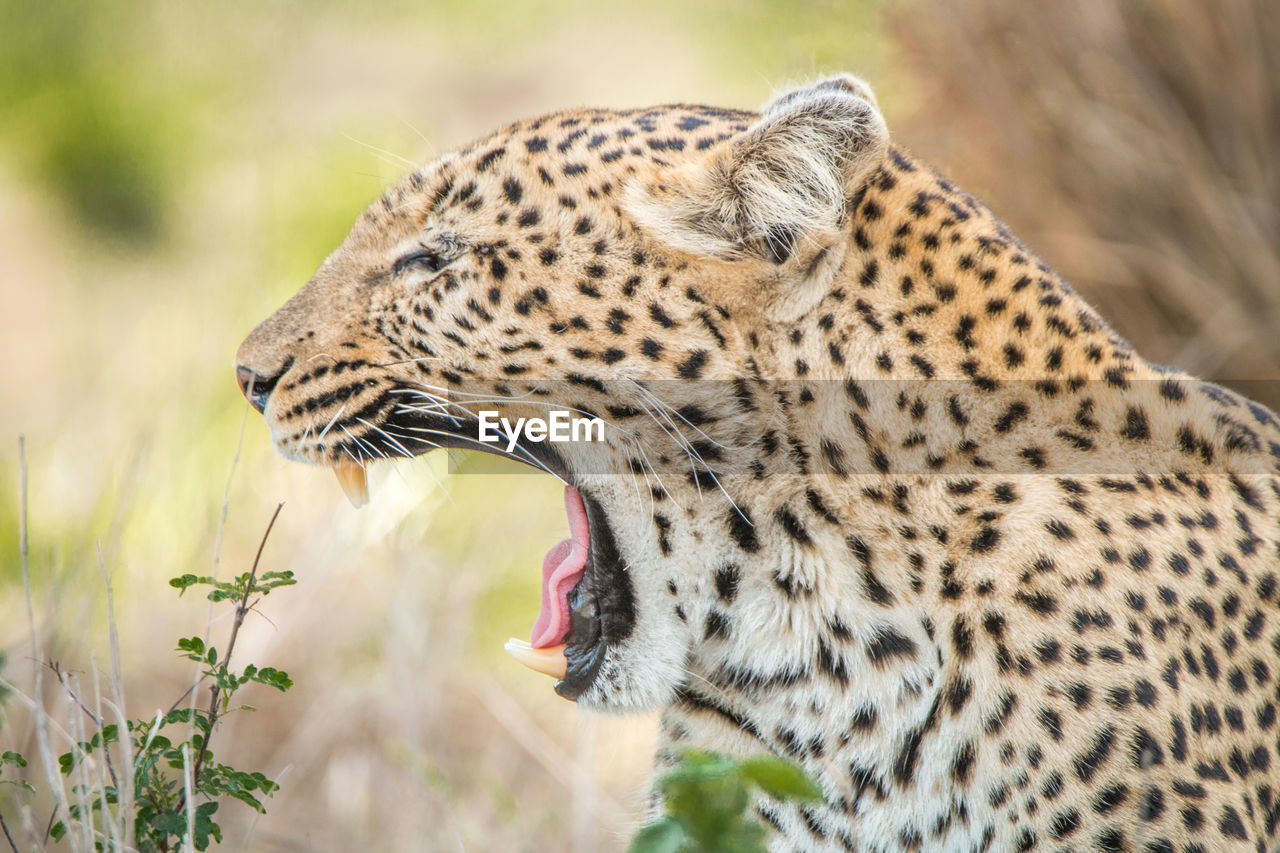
[342,133,419,171]
[393,423,565,484]
[628,379,733,452]
[317,402,350,442]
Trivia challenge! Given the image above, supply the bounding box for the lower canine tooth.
[332,461,370,508]
[504,639,567,679]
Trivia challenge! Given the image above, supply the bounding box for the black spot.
[1218,805,1247,840]
[501,177,523,204]
[971,525,1002,553]
[951,616,974,660]
[1121,406,1150,440]
[1016,590,1059,614]
[1049,808,1080,839]
[727,508,759,553]
[1035,638,1061,663]
[944,675,973,714]
[649,303,677,328]
[847,535,894,606]
[893,699,939,788]
[677,350,709,379]
[806,487,840,523]
[866,627,917,667]
[1046,520,1075,540]
[1095,828,1124,852]
[951,741,976,786]
[1139,786,1165,821]
[647,137,686,151]
[982,690,1016,734]
[909,354,936,378]
[773,506,811,546]
[1092,783,1129,813]
[1039,708,1063,742]
[475,146,506,172]
[1159,379,1186,401]
[714,566,739,603]
[703,610,729,641]
[994,401,1029,433]
[849,705,878,733]
[1073,725,1116,783]
[652,512,673,556]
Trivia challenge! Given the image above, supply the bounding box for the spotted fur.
[237,75,1280,852]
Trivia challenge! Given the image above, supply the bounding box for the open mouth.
[324,406,629,701]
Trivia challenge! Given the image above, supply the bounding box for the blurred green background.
[1,0,1275,849]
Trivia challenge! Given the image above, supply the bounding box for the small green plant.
[1,749,33,850]
[3,503,294,852]
[629,749,823,853]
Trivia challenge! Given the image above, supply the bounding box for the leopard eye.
[393,249,449,277]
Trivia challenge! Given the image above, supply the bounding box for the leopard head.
[235,75,888,711]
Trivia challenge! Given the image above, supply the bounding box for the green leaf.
[193,801,220,850]
[169,574,200,593]
[665,773,749,838]
[50,821,66,841]
[0,750,27,769]
[738,756,822,803]
[211,668,240,691]
[249,666,293,691]
[704,819,767,853]
[225,788,265,812]
[628,817,684,853]
[676,748,721,767]
[656,760,733,789]
[150,809,186,838]
[176,636,206,660]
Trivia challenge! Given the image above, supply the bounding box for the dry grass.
[890,0,1280,404]
[2,449,661,852]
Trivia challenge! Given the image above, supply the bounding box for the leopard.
[235,74,1280,852]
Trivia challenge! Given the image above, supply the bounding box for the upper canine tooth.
[332,460,370,508]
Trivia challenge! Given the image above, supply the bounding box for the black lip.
[555,489,635,700]
[373,404,634,701]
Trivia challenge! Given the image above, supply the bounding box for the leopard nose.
[235,364,281,414]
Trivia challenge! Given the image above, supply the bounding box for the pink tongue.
[530,485,590,648]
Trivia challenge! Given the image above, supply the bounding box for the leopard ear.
[627,74,888,264]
